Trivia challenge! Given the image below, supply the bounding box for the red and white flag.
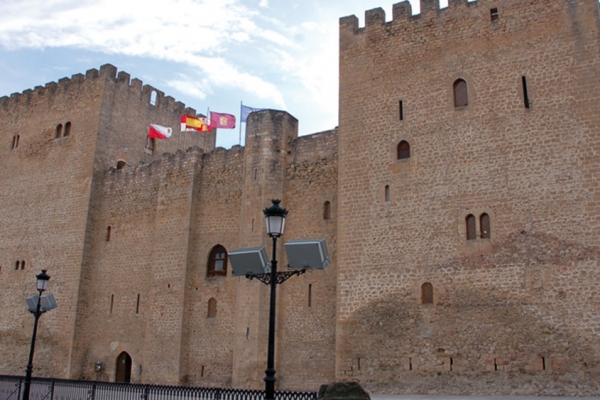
[148,124,173,139]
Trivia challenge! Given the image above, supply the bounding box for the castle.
[1,0,600,395]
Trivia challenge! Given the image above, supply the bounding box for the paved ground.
[371,396,599,400]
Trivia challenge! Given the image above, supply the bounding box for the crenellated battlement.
[105,145,205,182]
[0,63,199,117]
[340,0,594,48]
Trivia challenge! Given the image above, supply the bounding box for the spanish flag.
[180,115,211,132]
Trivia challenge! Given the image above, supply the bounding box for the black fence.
[0,376,318,400]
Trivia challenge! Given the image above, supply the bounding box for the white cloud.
[166,77,211,100]
[0,0,288,103]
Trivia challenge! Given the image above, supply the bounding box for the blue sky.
[0,0,439,149]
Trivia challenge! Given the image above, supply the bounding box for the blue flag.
[241,104,264,122]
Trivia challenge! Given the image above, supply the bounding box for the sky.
[0,0,447,149]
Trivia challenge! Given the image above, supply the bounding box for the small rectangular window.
[136,294,140,314]
[490,8,498,21]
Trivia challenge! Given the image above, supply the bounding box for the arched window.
[480,213,491,239]
[207,245,228,277]
[466,214,476,240]
[15,261,19,270]
[397,141,410,160]
[116,161,127,170]
[454,79,468,108]
[421,282,433,304]
[150,90,158,106]
[55,124,63,139]
[64,121,71,137]
[323,201,331,220]
[207,298,217,318]
[115,352,132,383]
[21,260,25,270]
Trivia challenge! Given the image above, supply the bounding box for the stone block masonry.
[2,0,600,396]
[337,0,600,395]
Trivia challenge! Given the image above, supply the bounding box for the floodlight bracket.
[245,268,309,285]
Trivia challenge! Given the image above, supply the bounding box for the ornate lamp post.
[263,199,287,400]
[23,270,51,400]
[230,200,328,400]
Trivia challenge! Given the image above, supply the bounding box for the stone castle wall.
[0,64,214,380]
[337,0,600,395]
[39,106,339,389]
[1,0,600,395]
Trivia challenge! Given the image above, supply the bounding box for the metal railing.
[0,376,317,400]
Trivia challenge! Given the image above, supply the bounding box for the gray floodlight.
[284,239,330,270]
[40,294,58,311]
[26,294,58,312]
[229,247,270,276]
[26,295,38,313]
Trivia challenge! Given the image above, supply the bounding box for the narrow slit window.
[480,213,491,239]
[106,226,111,242]
[56,124,63,139]
[522,76,530,108]
[421,282,434,304]
[453,79,468,108]
[136,294,140,314]
[15,261,19,270]
[21,260,25,270]
[385,185,390,202]
[466,214,476,240]
[397,141,410,160]
[308,284,312,307]
[110,294,114,315]
[399,100,404,121]
[323,201,331,220]
[64,121,71,137]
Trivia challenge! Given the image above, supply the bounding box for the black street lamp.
[263,199,287,400]
[229,200,329,400]
[22,270,50,400]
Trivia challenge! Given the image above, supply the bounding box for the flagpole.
[183,127,187,150]
[178,119,182,151]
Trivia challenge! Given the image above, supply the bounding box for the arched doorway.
[115,352,132,383]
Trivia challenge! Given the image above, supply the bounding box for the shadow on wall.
[338,230,600,396]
